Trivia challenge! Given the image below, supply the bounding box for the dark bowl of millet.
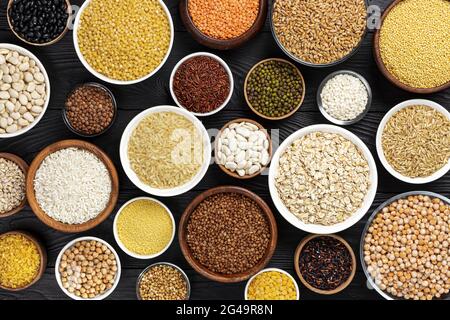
[7,0,72,46]
[63,82,117,138]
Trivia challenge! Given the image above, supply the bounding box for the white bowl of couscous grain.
[73,0,174,85]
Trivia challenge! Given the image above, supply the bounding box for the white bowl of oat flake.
[269,124,378,234]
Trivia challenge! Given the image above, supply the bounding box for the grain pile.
[0,157,25,215]
[138,264,188,300]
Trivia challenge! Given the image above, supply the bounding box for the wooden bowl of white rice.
[26,139,119,233]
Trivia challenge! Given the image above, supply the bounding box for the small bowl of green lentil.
[244,58,305,120]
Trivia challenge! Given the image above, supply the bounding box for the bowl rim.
[359,191,450,300]
[55,236,122,300]
[72,0,174,85]
[26,139,119,233]
[62,82,117,138]
[268,124,378,234]
[0,230,47,291]
[0,153,28,218]
[119,105,211,197]
[136,262,191,300]
[0,43,51,138]
[244,58,306,120]
[178,185,278,283]
[169,52,234,117]
[375,99,450,184]
[294,234,356,295]
[113,197,176,260]
[244,267,300,300]
[214,118,272,179]
[269,0,369,67]
[317,70,372,125]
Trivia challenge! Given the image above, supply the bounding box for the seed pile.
[128,112,204,189]
[0,157,25,215]
[59,239,118,299]
[65,84,115,136]
[173,56,230,114]
[246,60,303,118]
[8,0,69,44]
[188,0,259,40]
[273,0,366,64]
[247,271,297,300]
[0,48,47,134]
[380,0,450,89]
[187,192,271,274]
[0,233,41,289]
[275,132,371,226]
[138,264,188,300]
[299,236,353,291]
[117,199,173,256]
[320,74,369,121]
[217,121,270,177]
[382,105,450,178]
[78,0,171,81]
[34,148,112,224]
[364,195,450,300]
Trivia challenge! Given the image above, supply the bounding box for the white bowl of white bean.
[0,43,50,138]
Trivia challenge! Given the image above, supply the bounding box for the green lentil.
[246,60,303,118]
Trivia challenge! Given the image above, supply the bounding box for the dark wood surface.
[0,0,448,300]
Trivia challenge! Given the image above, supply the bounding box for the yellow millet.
[379,0,450,89]
[78,0,171,81]
[247,271,297,300]
[117,199,173,256]
[0,234,41,289]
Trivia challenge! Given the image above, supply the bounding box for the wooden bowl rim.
[179,0,268,50]
[26,139,119,233]
[178,186,278,283]
[215,118,273,180]
[0,230,47,291]
[294,234,356,295]
[7,0,73,47]
[0,153,28,218]
[373,0,450,94]
[244,58,306,120]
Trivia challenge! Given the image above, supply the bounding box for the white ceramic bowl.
[0,43,50,138]
[376,99,450,184]
[244,268,300,300]
[73,0,174,85]
[55,236,122,300]
[169,52,234,117]
[268,124,378,234]
[120,105,211,197]
[113,197,176,259]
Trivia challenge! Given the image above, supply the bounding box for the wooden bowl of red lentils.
[179,0,268,50]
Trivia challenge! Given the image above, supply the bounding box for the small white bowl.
[55,236,121,300]
[120,105,211,197]
[169,52,234,117]
[376,99,450,184]
[113,197,175,259]
[0,43,50,138]
[244,268,300,300]
[73,0,174,85]
[268,124,378,234]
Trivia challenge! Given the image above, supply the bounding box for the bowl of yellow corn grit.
[245,268,299,300]
[73,0,174,85]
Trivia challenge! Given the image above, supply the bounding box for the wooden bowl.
[0,153,28,218]
[0,230,47,291]
[7,0,72,46]
[26,139,119,233]
[294,234,356,295]
[373,0,450,94]
[179,186,278,283]
[215,118,272,179]
[244,58,306,121]
[179,0,267,50]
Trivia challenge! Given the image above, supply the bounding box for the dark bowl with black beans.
[7,0,72,46]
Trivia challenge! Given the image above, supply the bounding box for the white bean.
[6,124,17,133]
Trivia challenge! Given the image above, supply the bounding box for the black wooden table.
[0,0,448,300]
